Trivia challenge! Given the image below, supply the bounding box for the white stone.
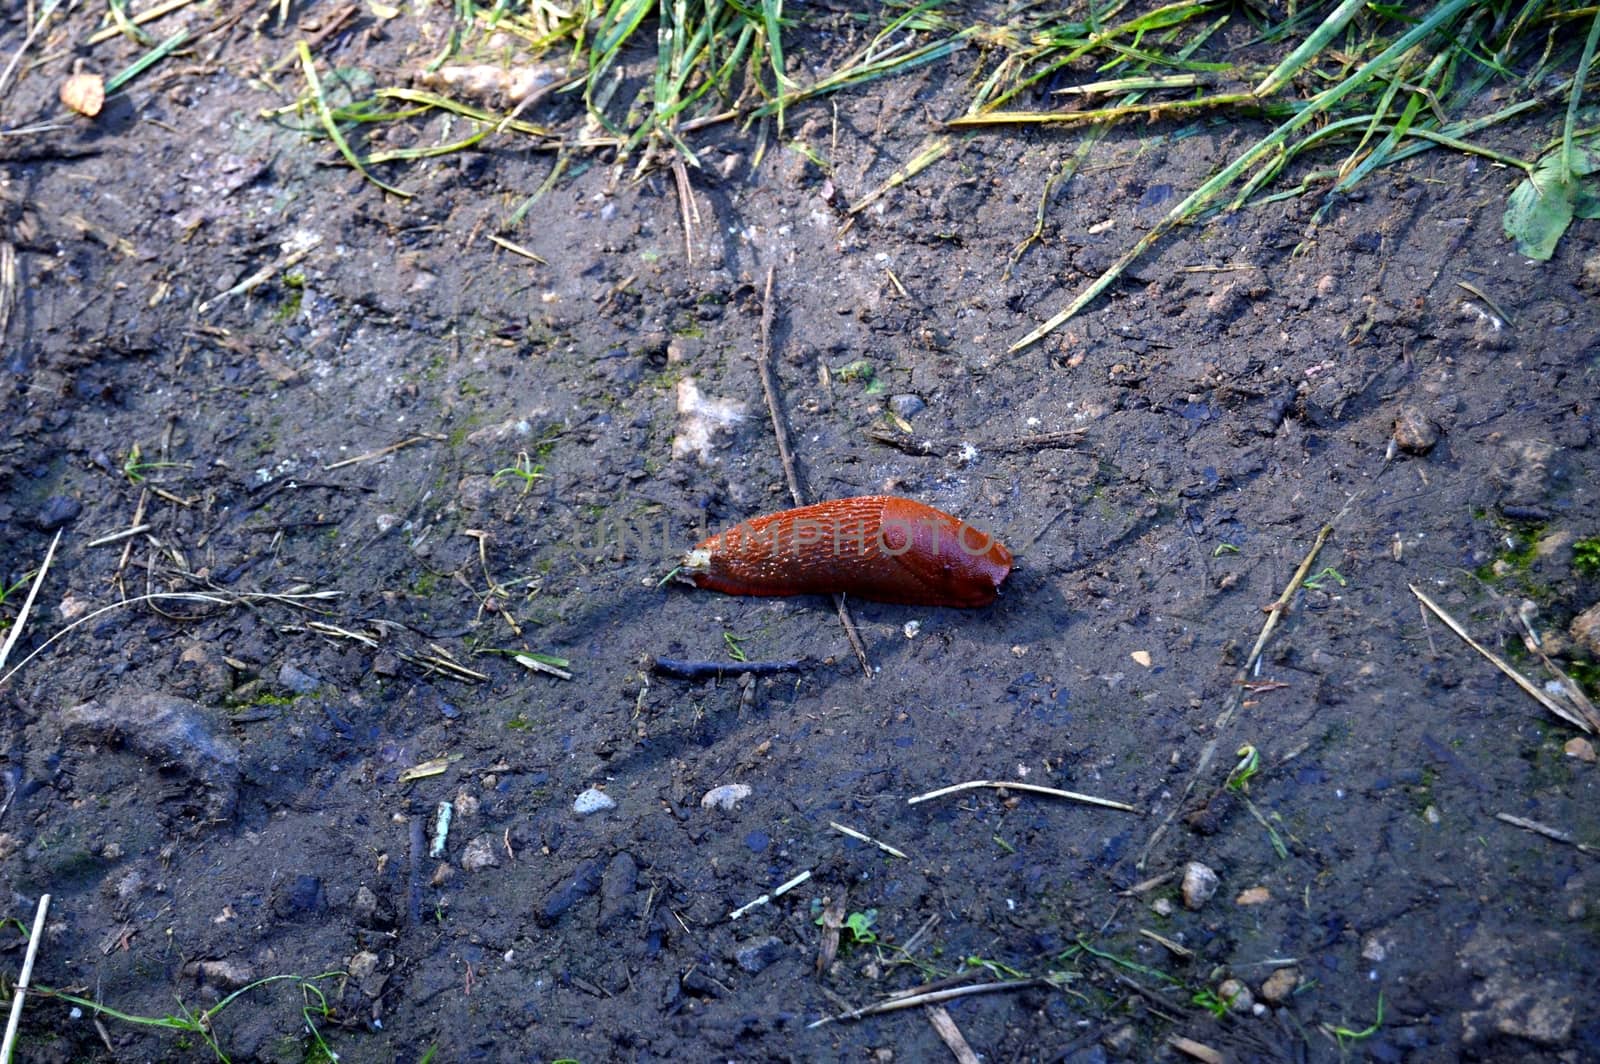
[573,787,617,816]
[700,783,753,811]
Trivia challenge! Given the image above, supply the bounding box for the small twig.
[87,0,197,44]
[752,266,872,680]
[0,530,60,675]
[907,779,1137,813]
[1455,281,1513,329]
[1247,524,1333,673]
[486,233,547,264]
[1495,812,1599,857]
[323,433,445,471]
[1514,603,1600,733]
[728,869,811,920]
[829,821,909,859]
[808,978,1044,1028]
[0,242,15,347]
[1,589,339,689]
[196,240,320,315]
[0,893,51,1064]
[0,0,60,109]
[925,1004,980,1064]
[86,524,153,548]
[1139,928,1194,958]
[1411,584,1594,734]
[671,157,699,267]
[865,425,1085,457]
[1168,1035,1226,1064]
[513,653,572,681]
[264,4,358,74]
[1139,515,1359,871]
[756,268,803,508]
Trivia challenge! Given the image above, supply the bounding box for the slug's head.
[883,513,1014,608]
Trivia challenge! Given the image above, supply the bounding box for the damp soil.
[3,4,1599,1063]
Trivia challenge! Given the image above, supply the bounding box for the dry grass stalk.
[829,821,909,859]
[907,778,1137,813]
[1410,583,1595,734]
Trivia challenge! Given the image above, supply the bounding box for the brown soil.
[3,3,1598,1062]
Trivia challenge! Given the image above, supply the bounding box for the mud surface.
[3,3,1599,1062]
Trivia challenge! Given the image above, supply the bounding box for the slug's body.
[680,496,1012,608]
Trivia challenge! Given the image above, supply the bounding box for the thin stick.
[1246,524,1332,673]
[829,821,910,859]
[486,234,546,264]
[86,524,153,548]
[0,0,61,109]
[671,157,699,267]
[197,240,319,315]
[0,242,15,347]
[0,589,339,690]
[1137,523,1334,869]
[752,266,872,679]
[1411,584,1593,734]
[0,530,60,675]
[1495,812,1599,857]
[808,978,1043,1027]
[728,869,811,920]
[925,1005,980,1064]
[907,779,1137,813]
[323,433,444,471]
[0,893,52,1064]
[755,268,803,508]
[87,0,197,44]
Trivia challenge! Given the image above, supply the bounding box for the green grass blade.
[1562,7,1600,175]
[104,28,188,94]
[1253,0,1365,97]
[296,41,412,198]
[762,0,788,133]
[1012,0,1476,352]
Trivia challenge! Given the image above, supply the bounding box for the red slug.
[679,495,1013,608]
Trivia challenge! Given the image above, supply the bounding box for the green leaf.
[1504,154,1578,260]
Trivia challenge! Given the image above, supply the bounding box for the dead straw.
[323,433,445,471]
[0,530,61,676]
[0,893,51,1063]
[829,820,909,859]
[808,977,1045,1028]
[1410,583,1596,734]
[0,589,339,690]
[1137,522,1335,870]
[907,778,1137,813]
[1495,812,1599,858]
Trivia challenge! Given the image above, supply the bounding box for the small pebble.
[700,783,752,811]
[1259,966,1299,1005]
[1218,978,1254,1013]
[888,393,926,419]
[1570,603,1600,658]
[347,950,380,982]
[573,787,616,816]
[35,495,82,531]
[1392,405,1439,455]
[1235,886,1270,906]
[1564,737,1596,763]
[277,663,319,694]
[734,935,790,975]
[1181,861,1219,910]
[460,835,500,872]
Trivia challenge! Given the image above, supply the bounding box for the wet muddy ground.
[3,2,1599,1062]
